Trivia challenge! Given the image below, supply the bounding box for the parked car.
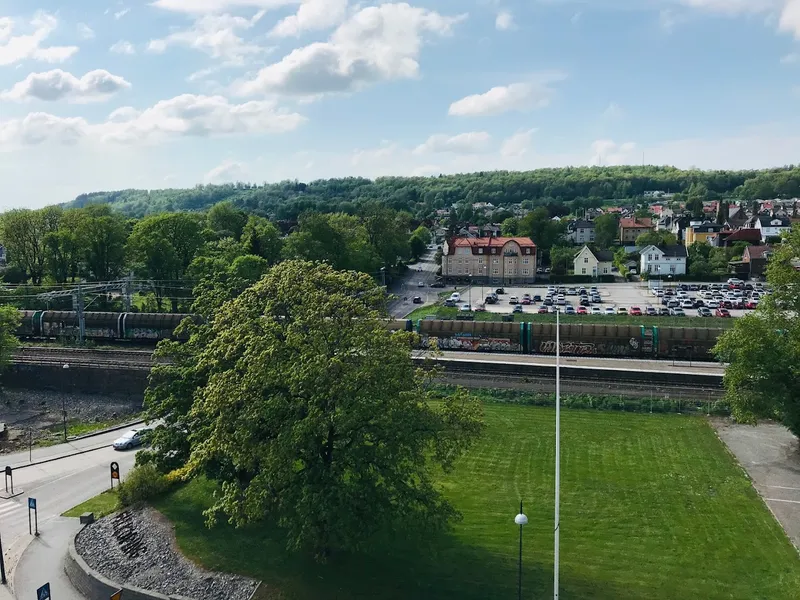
[459,304,471,312]
[577,306,587,315]
[591,295,602,303]
[521,298,531,305]
[746,300,758,309]
[716,308,732,317]
[629,306,642,316]
[590,307,602,315]
[658,307,670,316]
[418,281,425,287]
[495,288,505,295]
[604,307,615,315]
[513,305,523,314]
[706,300,720,309]
[533,295,542,302]
[697,307,712,317]
[537,306,548,314]
[567,288,578,296]
[450,292,461,302]
[580,298,591,307]
[444,299,456,307]
[412,296,423,304]
[556,297,567,306]
[485,296,497,305]
[617,307,628,315]
[670,308,686,316]
[509,296,519,304]
[564,305,576,314]
[474,303,486,312]
[113,429,148,451]
[681,300,694,310]
[429,281,445,288]
[543,298,553,306]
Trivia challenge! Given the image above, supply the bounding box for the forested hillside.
[67,166,800,220]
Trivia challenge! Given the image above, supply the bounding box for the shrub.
[117,463,171,507]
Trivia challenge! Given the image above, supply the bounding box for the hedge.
[547,274,616,284]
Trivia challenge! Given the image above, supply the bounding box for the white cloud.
[414,132,492,154]
[590,139,637,166]
[679,0,778,15]
[97,94,306,143]
[110,40,136,55]
[235,3,465,98]
[270,0,348,37]
[114,8,131,20]
[351,141,398,166]
[0,12,79,67]
[204,159,248,183]
[0,113,89,148]
[1,69,131,103]
[148,11,267,64]
[495,10,514,30]
[448,75,566,117]
[500,128,536,157]
[780,51,799,63]
[151,0,293,14]
[0,94,305,149]
[779,0,800,37]
[78,23,95,39]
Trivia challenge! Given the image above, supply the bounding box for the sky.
[1,0,800,209]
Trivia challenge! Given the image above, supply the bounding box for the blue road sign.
[37,582,50,600]
[28,498,36,510]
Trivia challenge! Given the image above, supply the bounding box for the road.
[0,429,140,598]
[388,248,442,318]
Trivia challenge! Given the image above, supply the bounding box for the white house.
[566,220,596,245]
[573,246,613,277]
[639,245,687,276]
[756,215,791,242]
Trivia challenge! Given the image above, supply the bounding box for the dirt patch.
[0,388,142,453]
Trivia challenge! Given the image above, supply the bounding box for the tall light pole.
[62,363,70,442]
[468,274,472,309]
[515,501,528,600]
[554,309,561,600]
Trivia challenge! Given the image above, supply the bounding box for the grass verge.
[404,305,736,327]
[40,414,141,446]
[63,489,119,518]
[153,403,800,600]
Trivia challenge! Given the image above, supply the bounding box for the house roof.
[758,215,791,227]
[592,249,614,262]
[571,220,595,229]
[619,217,653,229]
[446,236,536,256]
[639,244,687,258]
[744,245,773,261]
[690,222,724,233]
[721,228,762,243]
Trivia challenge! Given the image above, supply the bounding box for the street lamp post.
[515,501,528,600]
[62,364,69,442]
[468,275,472,309]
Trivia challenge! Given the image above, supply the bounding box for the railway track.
[14,346,156,368]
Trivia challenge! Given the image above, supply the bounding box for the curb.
[68,418,147,443]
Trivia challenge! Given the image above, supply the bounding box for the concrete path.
[713,419,800,550]
[14,517,85,600]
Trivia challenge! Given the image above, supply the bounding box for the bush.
[117,463,171,507]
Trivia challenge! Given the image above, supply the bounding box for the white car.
[113,429,148,451]
[604,307,615,315]
[706,300,720,309]
[450,292,461,302]
[590,307,602,315]
[418,281,425,287]
[459,303,471,312]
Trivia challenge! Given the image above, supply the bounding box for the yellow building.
[684,222,724,247]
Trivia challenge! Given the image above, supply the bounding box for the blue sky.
[1,0,800,209]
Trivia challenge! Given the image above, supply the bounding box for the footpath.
[13,517,85,600]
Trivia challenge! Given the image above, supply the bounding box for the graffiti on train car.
[538,337,640,357]
[421,336,521,353]
[128,328,170,340]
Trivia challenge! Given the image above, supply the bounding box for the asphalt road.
[2,429,141,598]
[388,248,441,318]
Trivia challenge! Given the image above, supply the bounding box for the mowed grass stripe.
[157,404,800,600]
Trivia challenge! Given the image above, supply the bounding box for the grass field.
[403,305,735,328]
[154,404,800,600]
[63,489,119,518]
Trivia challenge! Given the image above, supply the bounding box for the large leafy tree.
[593,214,619,249]
[142,261,483,558]
[714,226,800,436]
[77,205,128,281]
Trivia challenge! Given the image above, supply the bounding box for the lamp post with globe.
[515,501,528,600]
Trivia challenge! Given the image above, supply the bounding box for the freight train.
[18,311,725,361]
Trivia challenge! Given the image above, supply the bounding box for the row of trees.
[0,201,425,311]
[68,166,800,223]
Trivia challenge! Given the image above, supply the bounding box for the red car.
[629,306,642,316]
[577,306,587,315]
[746,300,758,309]
[537,306,548,314]
[715,308,731,318]
[521,298,531,305]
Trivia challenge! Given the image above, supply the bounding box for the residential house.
[715,228,763,248]
[656,215,673,232]
[566,220,596,245]
[684,222,724,247]
[573,246,613,278]
[756,215,792,242]
[725,206,749,230]
[742,245,774,278]
[619,218,654,243]
[639,245,688,277]
[442,236,537,285]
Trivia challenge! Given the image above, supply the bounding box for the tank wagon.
[15,311,724,360]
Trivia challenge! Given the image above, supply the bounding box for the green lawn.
[63,489,119,518]
[404,305,735,328]
[154,405,800,600]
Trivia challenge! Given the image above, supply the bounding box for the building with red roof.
[619,218,654,243]
[442,236,537,284]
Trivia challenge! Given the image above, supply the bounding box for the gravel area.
[76,506,258,600]
[0,389,142,451]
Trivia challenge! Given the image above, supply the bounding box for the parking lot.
[444,281,767,319]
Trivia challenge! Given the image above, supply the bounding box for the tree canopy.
[714,226,800,436]
[141,261,484,558]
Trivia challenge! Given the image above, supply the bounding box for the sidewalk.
[14,517,85,600]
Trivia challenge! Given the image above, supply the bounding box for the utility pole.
[554,308,561,600]
[124,275,133,313]
[76,284,85,344]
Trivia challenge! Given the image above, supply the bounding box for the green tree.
[409,234,427,260]
[635,231,678,248]
[0,208,53,284]
[143,261,483,558]
[127,213,204,311]
[0,306,19,372]
[241,216,283,265]
[517,208,565,252]
[593,214,619,249]
[501,217,519,236]
[77,206,128,281]
[549,245,575,275]
[714,226,800,436]
[207,201,248,240]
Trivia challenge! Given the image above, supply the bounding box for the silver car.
[113,429,147,451]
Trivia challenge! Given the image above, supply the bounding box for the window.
[581,268,586,275]
[584,257,589,263]
[647,254,652,261]
[492,268,499,275]
[523,258,529,264]
[522,269,529,276]
[493,259,499,264]
[478,248,483,254]
[603,267,608,274]
[670,265,676,273]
